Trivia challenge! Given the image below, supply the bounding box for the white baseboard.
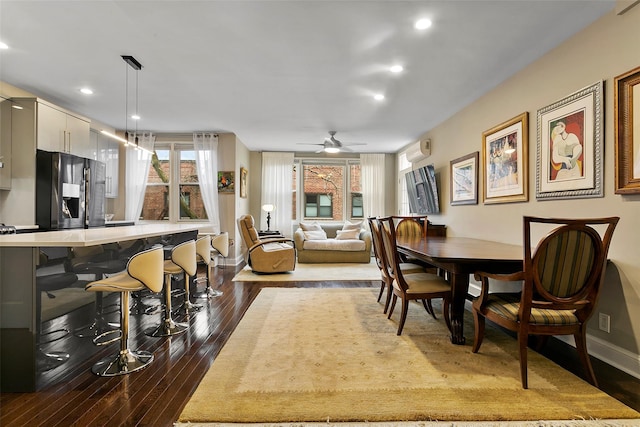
[466,282,640,379]
[555,334,640,380]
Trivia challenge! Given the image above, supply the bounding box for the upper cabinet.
[36,101,91,158]
[0,97,12,190]
[92,129,119,198]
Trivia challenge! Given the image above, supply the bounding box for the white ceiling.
[0,1,614,154]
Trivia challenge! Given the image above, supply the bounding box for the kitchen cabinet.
[0,97,12,190]
[92,129,119,198]
[35,100,91,157]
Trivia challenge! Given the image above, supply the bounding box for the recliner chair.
[236,214,296,273]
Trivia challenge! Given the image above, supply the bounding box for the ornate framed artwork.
[614,66,640,195]
[536,81,603,200]
[217,171,235,193]
[482,112,529,204]
[240,167,248,198]
[450,151,479,205]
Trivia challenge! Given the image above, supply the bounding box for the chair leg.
[377,280,385,302]
[383,281,393,314]
[397,298,409,336]
[387,295,397,319]
[575,327,598,387]
[471,309,485,353]
[518,331,529,389]
[91,291,154,376]
[145,273,188,337]
[421,299,437,319]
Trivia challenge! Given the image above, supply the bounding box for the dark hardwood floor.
[1,263,638,426]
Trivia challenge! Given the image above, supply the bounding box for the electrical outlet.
[598,312,611,333]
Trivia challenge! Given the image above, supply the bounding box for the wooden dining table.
[396,235,523,345]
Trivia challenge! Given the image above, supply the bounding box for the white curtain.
[261,152,294,237]
[125,131,155,221]
[193,132,220,233]
[361,153,386,218]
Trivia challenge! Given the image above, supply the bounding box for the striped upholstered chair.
[471,216,619,389]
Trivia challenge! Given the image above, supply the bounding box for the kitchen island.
[0,222,207,392]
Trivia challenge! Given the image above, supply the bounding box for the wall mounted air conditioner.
[405,139,431,163]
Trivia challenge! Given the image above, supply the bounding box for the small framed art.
[450,151,479,205]
[240,167,248,198]
[482,112,529,204]
[536,81,603,200]
[218,171,235,193]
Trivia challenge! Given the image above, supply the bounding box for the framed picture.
[536,81,603,200]
[217,171,235,193]
[614,66,640,194]
[482,112,529,204]
[240,167,248,198]
[450,151,479,205]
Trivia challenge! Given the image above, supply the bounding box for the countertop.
[0,223,207,247]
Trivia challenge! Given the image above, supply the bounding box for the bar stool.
[85,247,164,376]
[211,232,230,269]
[195,235,223,298]
[145,240,196,337]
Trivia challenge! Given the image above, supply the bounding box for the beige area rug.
[232,261,379,282]
[178,288,640,425]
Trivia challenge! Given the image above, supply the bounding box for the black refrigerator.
[36,150,106,230]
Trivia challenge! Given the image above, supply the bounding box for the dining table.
[396,235,523,345]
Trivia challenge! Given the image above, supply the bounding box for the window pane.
[149,149,170,184]
[179,150,198,183]
[141,185,169,220]
[179,184,207,219]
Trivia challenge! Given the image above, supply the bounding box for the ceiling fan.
[299,131,365,153]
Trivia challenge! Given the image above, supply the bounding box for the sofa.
[294,221,371,263]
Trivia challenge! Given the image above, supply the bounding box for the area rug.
[178,288,640,424]
[232,261,379,282]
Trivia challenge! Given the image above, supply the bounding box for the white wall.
[408,6,640,375]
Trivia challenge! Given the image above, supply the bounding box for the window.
[295,159,361,222]
[397,152,411,215]
[305,193,332,218]
[141,143,208,221]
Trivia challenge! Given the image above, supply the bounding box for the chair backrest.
[127,247,164,293]
[211,232,229,258]
[195,235,211,266]
[523,216,619,316]
[237,215,260,262]
[171,240,197,276]
[394,215,428,239]
[378,216,408,292]
[367,217,385,272]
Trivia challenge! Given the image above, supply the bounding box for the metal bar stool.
[195,235,223,298]
[85,247,164,376]
[145,240,197,337]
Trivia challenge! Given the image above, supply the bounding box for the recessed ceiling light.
[80,88,93,95]
[390,65,403,73]
[374,94,385,101]
[131,114,141,120]
[0,42,8,49]
[415,18,432,30]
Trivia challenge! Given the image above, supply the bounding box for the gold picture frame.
[240,167,248,198]
[482,112,529,204]
[615,66,640,195]
[450,151,479,205]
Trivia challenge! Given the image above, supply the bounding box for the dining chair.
[471,216,619,389]
[368,217,425,314]
[378,216,451,335]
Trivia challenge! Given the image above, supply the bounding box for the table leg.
[449,272,469,345]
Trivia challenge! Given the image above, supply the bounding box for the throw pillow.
[300,222,323,232]
[303,229,328,240]
[342,220,363,231]
[336,229,360,240]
